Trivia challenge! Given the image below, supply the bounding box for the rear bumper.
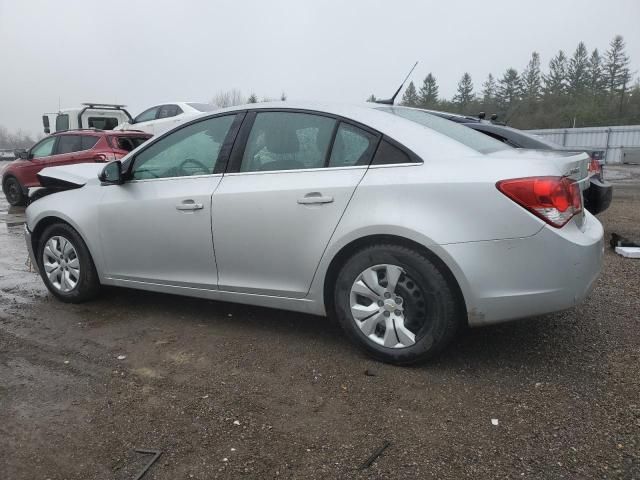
[584,178,612,215]
[441,213,604,327]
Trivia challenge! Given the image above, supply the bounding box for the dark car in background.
[2,129,151,206]
[424,110,612,215]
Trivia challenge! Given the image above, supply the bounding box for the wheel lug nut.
[377,300,384,307]
[384,292,391,299]
[394,310,402,316]
[383,311,390,317]
[395,297,402,304]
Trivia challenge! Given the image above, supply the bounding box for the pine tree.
[604,35,631,95]
[247,93,258,103]
[453,73,474,108]
[401,81,419,107]
[497,68,522,108]
[587,49,605,96]
[280,91,287,101]
[567,42,590,96]
[482,74,497,102]
[418,73,439,108]
[366,94,377,102]
[522,52,542,102]
[543,50,568,96]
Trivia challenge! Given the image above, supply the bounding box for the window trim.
[225,108,386,174]
[124,111,246,182]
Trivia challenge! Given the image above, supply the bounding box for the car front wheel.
[36,223,100,303]
[3,177,26,206]
[333,244,463,365]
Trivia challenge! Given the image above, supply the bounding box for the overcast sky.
[1,0,638,135]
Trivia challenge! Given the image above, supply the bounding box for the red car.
[2,129,152,206]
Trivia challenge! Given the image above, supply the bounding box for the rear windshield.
[376,106,509,154]
[187,103,217,112]
[110,135,150,152]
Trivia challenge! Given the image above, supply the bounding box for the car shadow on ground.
[93,285,579,373]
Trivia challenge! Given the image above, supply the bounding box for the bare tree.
[210,89,246,108]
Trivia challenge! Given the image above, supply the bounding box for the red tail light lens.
[496,176,582,228]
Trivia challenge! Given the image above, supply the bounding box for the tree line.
[376,35,639,129]
[0,126,39,150]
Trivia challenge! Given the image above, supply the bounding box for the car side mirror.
[99,160,124,185]
[42,115,50,134]
[14,149,29,160]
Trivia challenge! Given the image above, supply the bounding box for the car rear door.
[211,110,379,298]
[97,113,244,289]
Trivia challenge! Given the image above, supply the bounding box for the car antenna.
[375,61,419,105]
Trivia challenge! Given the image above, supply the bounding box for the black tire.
[333,244,463,365]
[3,176,26,206]
[36,223,100,303]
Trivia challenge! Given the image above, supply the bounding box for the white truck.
[42,103,133,134]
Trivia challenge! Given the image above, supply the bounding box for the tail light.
[588,157,602,177]
[93,153,117,162]
[496,176,582,228]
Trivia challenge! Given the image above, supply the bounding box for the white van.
[43,103,133,134]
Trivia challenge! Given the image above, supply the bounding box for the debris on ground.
[491,419,499,426]
[116,355,127,360]
[359,440,391,470]
[132,448,162,480]
[615,246,640,258]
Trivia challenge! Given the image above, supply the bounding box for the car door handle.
[176,200,204,211]
[297,193,334,205]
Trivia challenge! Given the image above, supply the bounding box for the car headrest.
[265,128,300,154]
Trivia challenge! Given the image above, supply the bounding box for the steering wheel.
[179,158,210,176]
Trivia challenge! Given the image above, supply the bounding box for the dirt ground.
[1,163,639,479]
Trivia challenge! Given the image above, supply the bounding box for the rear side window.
[371,140,412,165]
[158,104,183,119]
[56,135,83,154]
[328,123,378,167]
[81,136,99,150]
[376,106,509,154]
[87,117,119,130]
[240,112,336,172]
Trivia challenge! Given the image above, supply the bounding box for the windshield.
[376,106,510,154]
[187,103,218,112]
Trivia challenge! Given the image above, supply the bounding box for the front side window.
[376,106,509,154]
[131,115,236,180]
[30,137,56,158]
[328,123,377,167]
[134,107,159,123]
[55,114,69,132]
[240,112,335,172]
[56,135,83,154]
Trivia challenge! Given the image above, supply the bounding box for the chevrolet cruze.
[24,103,604,364]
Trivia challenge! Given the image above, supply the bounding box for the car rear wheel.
[3,176,26,206]
[333,244,462,365]
[37,223,100,303]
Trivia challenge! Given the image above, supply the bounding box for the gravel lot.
[1,163,639,479]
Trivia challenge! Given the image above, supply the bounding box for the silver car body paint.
[25,102,604,326]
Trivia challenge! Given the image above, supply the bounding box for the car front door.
[20,136,58,187]
[212,111,379,298]
[97,113,244,289]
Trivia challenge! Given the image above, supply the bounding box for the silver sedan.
[25,103,603,364]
